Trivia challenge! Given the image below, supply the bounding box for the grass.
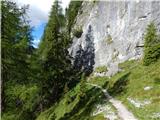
[95,66,108,73]
[36,84,82,120]
[88,76,109,88]
[37,59,160,120]
[106,59,160,120]
[90,114,106,120]
[36,82,104,120]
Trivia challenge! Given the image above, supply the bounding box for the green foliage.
[118,60,137,70]
[100,59,160,119]
[64,83,69,94]
[79,74,87,98]
[5,83,40,110]
[92,0,99,4]
[88,76,109,87]
[64,83,72,105]
[95,66,108,73]
[106,59,160,120]
[1,0,33,84]
[2,0,83,120]
[2,82,40,120]
[90,114,106,120]
[1,1,35,118]
[36,83,103,120]
[66,1,82,34]
[108,72,130,96]
[112,51,119,61]
[37,0,81,109]
[106,34,113,44]
[143,22,160,66]
[73,26,83,38]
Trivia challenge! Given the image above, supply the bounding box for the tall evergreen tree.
[1,0,33,112]
[143,22,160,66]
[66,1,82,34]
[2,0,84,119]
[38,0,73,105]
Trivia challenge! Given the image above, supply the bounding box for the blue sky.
[11,0,70,48]
[32,23,47,47]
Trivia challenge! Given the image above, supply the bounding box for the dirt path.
[88,83,138,120]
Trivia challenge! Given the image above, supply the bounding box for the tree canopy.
[143,22,160,66]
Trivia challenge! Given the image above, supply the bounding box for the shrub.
[73,26,83,38]
[5,84,40,110]
[106,34,113,44]
[3,83,40,120]
[112,51,119,61]
[66,1,82,33]
[143,22,160,66]
[93,0,97,3]
[95,66,108,73]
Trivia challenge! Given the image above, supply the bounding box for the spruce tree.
[66,1,82,34]
[1,0,33,84]
[1,0,34,116]
[143,22,160,66]
[38,0,73,104]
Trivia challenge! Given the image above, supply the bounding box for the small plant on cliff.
[73,26,83,38]
[95,66,108,73]
[112,50,119,61]
[143,22,160,66]
[93,0,98,4]
[106,34,113,44]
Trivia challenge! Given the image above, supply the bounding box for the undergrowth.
[36,83,104,120]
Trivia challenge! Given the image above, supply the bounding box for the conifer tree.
[2,0,33,84]
[66,1,82,34]
[143,22,160,66]
[38,0,73,104]
[1,0,34,114]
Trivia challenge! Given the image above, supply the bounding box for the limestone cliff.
[69,1,160,76]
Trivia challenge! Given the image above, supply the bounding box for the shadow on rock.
[73,25,95,76]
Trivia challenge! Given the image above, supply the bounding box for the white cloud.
[10,0,70,26]
[32,39,41,48]
[61,0,71,10]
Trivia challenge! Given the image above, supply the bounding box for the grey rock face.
[69,1,160,76]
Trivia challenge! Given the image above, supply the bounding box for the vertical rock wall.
[69,1,160,76]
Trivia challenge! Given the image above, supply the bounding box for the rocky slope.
[69,1,160,76]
